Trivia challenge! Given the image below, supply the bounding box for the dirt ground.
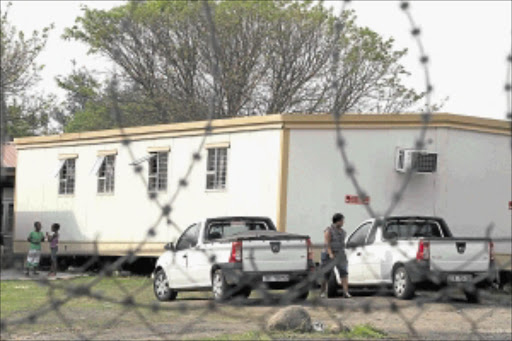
[1,276,511,340]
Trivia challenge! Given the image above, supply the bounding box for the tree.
[0,3,54,138]
[63,0,431,131]
[59,68,165,133]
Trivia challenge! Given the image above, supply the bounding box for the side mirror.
[164,242,175,251]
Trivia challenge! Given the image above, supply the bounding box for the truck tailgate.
[242,239,307,272]
[430,239,490,273]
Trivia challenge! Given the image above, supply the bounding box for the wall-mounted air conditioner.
[395,148,438,174]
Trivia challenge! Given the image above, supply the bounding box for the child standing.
[46,223,60,276]
[26,222,45,275]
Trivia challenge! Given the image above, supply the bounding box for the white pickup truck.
[153,216,314,301]
[326,216,496,302]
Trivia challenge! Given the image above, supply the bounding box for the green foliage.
[1,3,54,138]
[60,0,429,132]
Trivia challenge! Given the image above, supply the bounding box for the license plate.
[447,274,472,283]
[263,274,289,282]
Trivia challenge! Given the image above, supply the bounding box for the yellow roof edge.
[13,113,511,147]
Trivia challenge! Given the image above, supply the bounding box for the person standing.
[324,213,351,298]
[25,222,45,275]
[46,223,60,276]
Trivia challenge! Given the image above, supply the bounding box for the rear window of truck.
[383,220,444,239]
[206,220,269,240]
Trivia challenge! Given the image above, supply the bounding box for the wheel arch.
[391,262,405,279]
[210,264,221,282]
[154,265,164,276]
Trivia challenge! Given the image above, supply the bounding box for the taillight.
[489,241,495,261]
[229,241,243,263]
[416,239,430,261]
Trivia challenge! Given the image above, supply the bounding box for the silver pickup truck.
[326,216,497,302]
[153,216,314,302]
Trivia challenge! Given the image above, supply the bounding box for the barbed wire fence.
[1,1,511,340]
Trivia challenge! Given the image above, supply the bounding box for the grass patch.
[1,276,190,335]
[2,278,388,340]
[1,276,155,314]
[350,324,387,338]
[200,324,387,340]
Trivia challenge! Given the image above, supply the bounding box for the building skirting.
[13,241,166,257]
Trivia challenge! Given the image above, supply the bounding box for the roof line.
[13,113,511,148]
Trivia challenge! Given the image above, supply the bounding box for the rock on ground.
[328,322,351,333]
[266,306,312,333]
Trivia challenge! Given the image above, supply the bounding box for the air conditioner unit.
[395,149,438,174]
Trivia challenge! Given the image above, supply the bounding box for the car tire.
[464,287,480,303]
[393,266,415,300]
[154,269,177,301]
[327,271,338,298]
[212,269,231,301]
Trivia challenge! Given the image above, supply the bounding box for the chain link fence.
[1,1,511,340]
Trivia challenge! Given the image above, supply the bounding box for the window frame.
[175,223,200,251]
[148,152,168,193]
[366,223,378,245]
[206,147,228,191]
[58,158,76,195]
[346,222,373,248]
[97,155,116,194]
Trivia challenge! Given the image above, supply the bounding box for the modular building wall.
[13,114,511,266]
[285,125,511,265]
[14,128,282,256]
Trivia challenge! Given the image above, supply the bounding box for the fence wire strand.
[1,1,511,341]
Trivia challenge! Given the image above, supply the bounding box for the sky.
[2,0,511,121]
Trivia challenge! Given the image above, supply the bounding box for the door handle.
[356,252,361,256]
[183,254,188,258]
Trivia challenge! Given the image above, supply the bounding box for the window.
[59,159,76,195]
[206,220,268,240]
[7,204,14,232]
[148,152,168,192]
[347,222,372,248]
[206,148,228,190]
[176,224,200,251]
[383,220,443,239]
[0,204,3,233]
[97,155,116,193]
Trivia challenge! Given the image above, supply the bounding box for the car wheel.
[393,266,415,300]
[464,287,480,303]
[154,269,177,301]
[327,271,338,298]
[212,269,231,301]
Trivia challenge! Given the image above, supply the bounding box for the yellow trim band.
[147,146,171,153]
[14,114,510,150]
[97,149,118,156]
[276,128,290,232]
[58,153,78,160]
[205,142,231,149]
[13,240,166,257]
